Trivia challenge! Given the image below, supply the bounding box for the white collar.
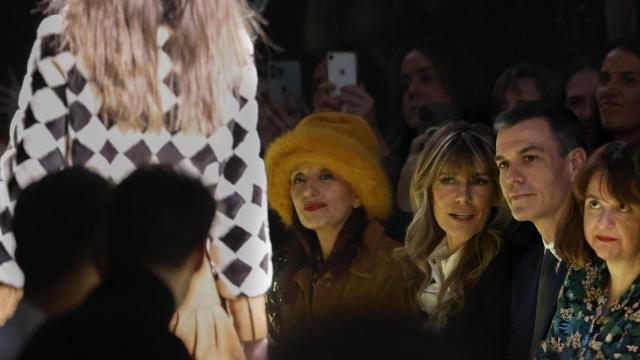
[541,237,561,262]
[418,238,465,331]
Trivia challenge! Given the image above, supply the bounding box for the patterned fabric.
[538,258,640,359]
[0,14,272,297]
[418,238,463,332]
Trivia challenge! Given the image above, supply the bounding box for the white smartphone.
[327,51,357,96]
[267,60,303,113]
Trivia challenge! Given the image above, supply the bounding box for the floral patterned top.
[537,258,640,360]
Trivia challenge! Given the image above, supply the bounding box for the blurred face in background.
[500,77,541,112]
[566,68,600,134]
[400,50,450,130]
[597,48,640,142]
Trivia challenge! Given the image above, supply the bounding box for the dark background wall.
[1,0,637,133]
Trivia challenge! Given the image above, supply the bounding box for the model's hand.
[0,283,23,325]
[241,338,268,360]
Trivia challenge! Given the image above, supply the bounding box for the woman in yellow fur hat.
[265,112,408,342]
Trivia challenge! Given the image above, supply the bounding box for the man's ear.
[567,147,587,181]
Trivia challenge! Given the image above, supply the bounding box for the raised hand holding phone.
[327,51,357,96]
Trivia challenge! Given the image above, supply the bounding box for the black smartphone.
[267,60,304,114]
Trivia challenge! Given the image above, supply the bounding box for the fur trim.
[265,112,392,226]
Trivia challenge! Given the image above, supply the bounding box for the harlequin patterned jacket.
[537,258,640,360]
[0,14,272,299]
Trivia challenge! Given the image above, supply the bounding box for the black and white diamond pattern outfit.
[0,14,272,299]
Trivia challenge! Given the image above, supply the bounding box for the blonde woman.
[0,1,271,358]
[399,122,515,358]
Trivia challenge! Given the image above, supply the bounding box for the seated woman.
[264,112,406,343]
[538,142,640,358]
[397,122,515,358]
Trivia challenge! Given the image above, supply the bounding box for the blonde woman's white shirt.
[419,239,464,332]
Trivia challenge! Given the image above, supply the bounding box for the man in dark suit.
[19,166,216,360]
[494,101,587,359]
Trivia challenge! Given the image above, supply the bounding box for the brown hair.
[397,122,511,321]
[290,207,367,278]
[492,63,560,114]
[44,0,261,135]
[567,141,640,266]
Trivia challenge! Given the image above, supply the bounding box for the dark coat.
[275,221,407,340]
[19,263,191,360]
[506,229,567,360]
[400,226,524,359]
[441,244,518,359]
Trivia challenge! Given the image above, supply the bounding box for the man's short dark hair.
[493,100,586,157]
[108,166,216,269]
[13,167,112,296]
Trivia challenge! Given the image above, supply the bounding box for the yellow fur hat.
[265,112,392,226]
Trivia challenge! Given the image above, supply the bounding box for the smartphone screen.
[327,52,357,96]
[267,60,303,114]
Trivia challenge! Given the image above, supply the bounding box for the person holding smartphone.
[311,52,390,159]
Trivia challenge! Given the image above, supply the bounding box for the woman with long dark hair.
[264,112,406,343]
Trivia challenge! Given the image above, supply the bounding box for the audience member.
[264,112,406,344]
[493,63,560,114]
[395,36,487,213]
[397,122,515,359]
[0,1,272,357]
[256,76,301,155]
[310,52,391,163]
[0,167,111,359]
[494,101,587,359]
[564,56,612,153]
[19,166,214,359]
[539,142,640,358]
[596,34,640,143]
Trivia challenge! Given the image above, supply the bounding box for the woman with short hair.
[538,141,640,359]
